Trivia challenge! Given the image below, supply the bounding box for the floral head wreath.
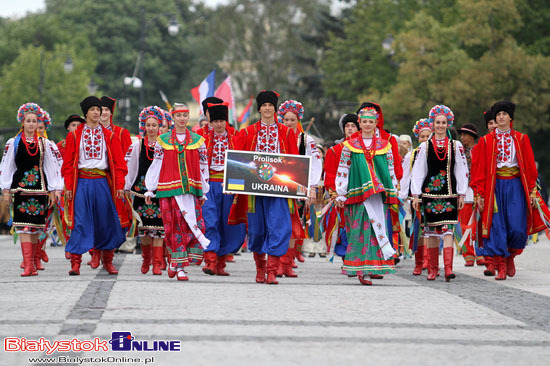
[359,107,379,120]
[161,109,174,131]
[412,118,432,138]
[138,105,164,136]
[17,102,43,124]
[277,99,304,132]
[428,105,454,127]
[39,109,52,131]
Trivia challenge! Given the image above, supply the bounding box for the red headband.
[207,102,229,108]
[171,109,189,114]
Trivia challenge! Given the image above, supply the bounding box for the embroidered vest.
[156,131,205,198]
[131,139,154,197]
[421,138,458,225]
[343,137,397,205]
[11,137,47,193]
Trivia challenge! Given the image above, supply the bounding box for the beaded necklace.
[432,135,449,161]
[22,132,39,157]
[359,133,377,160]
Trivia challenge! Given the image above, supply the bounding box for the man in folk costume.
[470,109,497,275]
[457,123,485,267]
[399,118,432,275]
[197,96,223,137]
[99,96,132,153]
[58,114,85,160]
[144,102,210,281]
[323,114,359,261]
[230,90,299,285]
[276,99,322,277]
[471,101,550,280]
[201,102,246,276]
[53,114,85,249]
[411,105,469,282]
[62,96,129,275]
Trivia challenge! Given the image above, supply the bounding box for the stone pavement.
[1,235,550,366]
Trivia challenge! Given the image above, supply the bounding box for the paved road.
[1,235,549,366]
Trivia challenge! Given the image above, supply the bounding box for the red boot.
[141,244,152,274]
[253,252,267,283]
[69,253,82,276]
[216,255,230,276]
[476,256,486,266]
[422,245,429,270]
[266,255,280,285]
[443,247,456,282]
[295,251,305,263]
[202,251,217,275]
[276,260,284,277]
[506,249,522,277]
[427,247,439,281]
[483,256,495,276]
[20,242,35,277]
[41,245,48,263]
[89,249,101,269]
[33,243,44,272]
[495,256,507,280]
[87,249,95,265]
[160,246,168,270]
[225,254,235,263]
[413,245,424,275]
[281,248,297,278]
[101,250,118,274]
[152,246,164,275]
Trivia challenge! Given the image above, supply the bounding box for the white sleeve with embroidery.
[335,146,351,201]
[454,141,469,196]
[386,148,398,190]
[305,135,322,188]
[43,139,64,191]
[198,142,210,196]
[399,151,412,200]
[410,142,428,196]
[144,142,163,195]
[124,141,140,191]
[0,138,16,190]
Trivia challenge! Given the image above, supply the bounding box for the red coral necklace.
[22,133,39,157]
[432,135,448,161]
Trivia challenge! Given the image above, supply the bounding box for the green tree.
[0,44,97,141]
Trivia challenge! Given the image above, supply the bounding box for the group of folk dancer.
[1,90,549,285]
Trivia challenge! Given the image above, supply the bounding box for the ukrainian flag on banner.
[228,178,245,190]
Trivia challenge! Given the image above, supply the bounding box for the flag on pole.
[214,75,236,126]
[238,95,254,130]
[190,70,216,114]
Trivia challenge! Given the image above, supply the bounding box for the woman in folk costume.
[470,101,550,280]
[334,107,399,286]
[275,99,322,277]
[201,102,246,276]
[125,106,166,275]
[323,114,359,261]
[399,118,432,275]
[0,102,63,276]
[411,105,469,282]
[144,102,210,281]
